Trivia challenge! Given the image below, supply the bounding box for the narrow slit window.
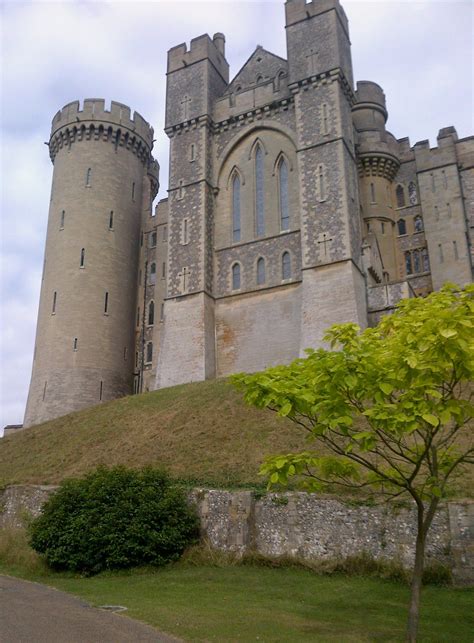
[322,103,329,135]
[453,240,459,260]
[109,211,114,229]
[52,291,57,314]
[150,232,157,247]
[442,170,448,189]
[255,145,265,236]
[370,182,376,203]
[181,218,189,245]
[99,381,103,401]
[43,381,47,401]
[256,257,265,285]
[163,225,168,242]
[150,262,156,284]
[431,173,435,192]
[232,263,241,290]
[190,143,195,161]
[73,337,78,351]
[232,174,241,243]
[132,181,136,201]
[282,252,291,280]
[279,159,289,231]
[80,248,85,267]
[104,291,109,314]
[160,302,164,322]
[135,352,139,368]
[86,168,92,186]
[60,210,65,229]
[438,244,444,263]
[447,202,452,218]
[162,262,166,279]
[136,307,140,327]
[148,301,155,325]
[318,165,326,201]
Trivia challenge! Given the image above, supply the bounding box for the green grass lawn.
[1,558,472,642]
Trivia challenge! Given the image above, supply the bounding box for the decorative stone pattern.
[3,485,472,586]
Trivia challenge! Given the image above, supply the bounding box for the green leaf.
[422,413,439,427]
[280,401,292,417]
[379,382,393,395]
[440,329,457,338]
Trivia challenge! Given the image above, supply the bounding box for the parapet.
[167,33,229,81]
[51,99,154,149]
[285,0,349,34]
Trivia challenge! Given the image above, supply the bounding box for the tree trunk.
[406,521,425,642]
[406,498,438,642]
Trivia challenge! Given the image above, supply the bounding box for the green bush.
[29,466,199,574]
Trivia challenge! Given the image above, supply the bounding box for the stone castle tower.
[24,0,473,427]
[24,100,159,427]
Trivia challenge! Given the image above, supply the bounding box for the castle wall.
[215,284,301,376]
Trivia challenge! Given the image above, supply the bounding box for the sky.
[0,0,473,434]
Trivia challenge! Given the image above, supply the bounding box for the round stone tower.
[24,99,158,427]
[353,81,400,281]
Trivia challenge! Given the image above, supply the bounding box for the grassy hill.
[0,379,307,488]
[1,378,472,497]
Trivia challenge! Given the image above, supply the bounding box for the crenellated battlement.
[49,99,155,165]
[51,99,154,148]
[285,0,349,34]
[167,33,228,80]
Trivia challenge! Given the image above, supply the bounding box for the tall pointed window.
[396,185,405,208]
[148,301,155,326]
[256,257,265,285]
[255,145,265,236]
[232,174,241,243]
[279,158,289,231]
[232,263,241,290]
[282,252,291,280]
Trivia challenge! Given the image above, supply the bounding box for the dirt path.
[0,575,180,643]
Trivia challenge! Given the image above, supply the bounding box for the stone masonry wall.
[1,485,473,586]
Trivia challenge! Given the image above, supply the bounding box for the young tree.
[234,284,473,642]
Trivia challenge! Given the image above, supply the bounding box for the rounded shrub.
[29,466,199,574]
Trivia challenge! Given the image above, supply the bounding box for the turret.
[353,81,400,280]
[24,99,158,427]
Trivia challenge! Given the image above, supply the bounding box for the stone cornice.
[288,68,356,106]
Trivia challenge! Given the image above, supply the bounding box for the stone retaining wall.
[2,485,473,585]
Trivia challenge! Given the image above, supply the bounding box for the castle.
[23,0,473,428]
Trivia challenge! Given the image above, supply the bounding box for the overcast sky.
[0,0,473,434]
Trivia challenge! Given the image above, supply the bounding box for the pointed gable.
[225,46,288,95]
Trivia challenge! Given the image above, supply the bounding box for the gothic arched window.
[148,301,155,326]
[232,174,241,243]
[408,181,417,205]
[255,145,265,236]
[397,219,407,236]
[414,215,424,232]
[282,251,291,280]
[396,185,405,208]
[232,263,241,290]
[256,257,265,285]
[279,158,290,231]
